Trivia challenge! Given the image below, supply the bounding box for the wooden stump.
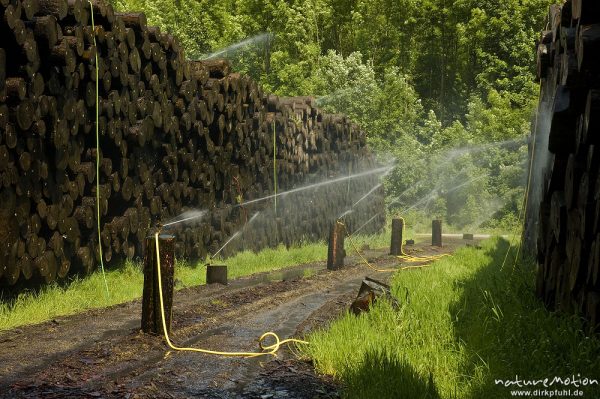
[206,264,227,285]
[432,220,442,247]
[327,220,345,270]
[141,234,175,334]
[389,218,404,256]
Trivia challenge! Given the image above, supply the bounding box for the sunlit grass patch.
[300,238,600,398]
[0,259,144,332]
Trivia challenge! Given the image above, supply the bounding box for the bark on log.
[327,221,345,270]
[141,234,175,334]
[432,220,442,247]
[390,218,404,256]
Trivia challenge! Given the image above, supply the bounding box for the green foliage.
[313,51,423,146]
[300,238,600,398]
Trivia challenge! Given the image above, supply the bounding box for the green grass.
[346,233,387,251]
[0,260,144,332]
[300,237,600,398]
[0,230,391,332]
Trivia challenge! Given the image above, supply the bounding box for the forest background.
[111,0,558,231]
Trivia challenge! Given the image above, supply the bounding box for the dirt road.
[0,239,469,398]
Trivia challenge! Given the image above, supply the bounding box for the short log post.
[327,220,346,270]
[141,234,175,334]
[432,220,443,247]
[390,218,404,255]
[206,264,228,284]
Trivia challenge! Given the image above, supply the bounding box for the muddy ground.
[0,237,474,398]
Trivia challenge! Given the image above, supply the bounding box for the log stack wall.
[532,0,600,329]
[0,0,385,287]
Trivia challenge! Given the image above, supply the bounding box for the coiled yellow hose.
[154,233,308,357]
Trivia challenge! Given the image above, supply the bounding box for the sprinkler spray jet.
[400,191,439,214]
[353,213,381,236]
[352,174,487,235]
[236,165,394,208]
[209,212,262,261]
[160,164,394,249]
[400,174,487,214]
[432,138,527,175]
[337,182,383,219]
[351,183,383,209]
[384,184,421,210]
[162,210,208,229]
[338,209,354,219]
[202,33,273,60]
[211,232,241,259]
[353,191,438,236]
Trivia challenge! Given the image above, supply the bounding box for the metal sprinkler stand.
[389,218,404,255]
[206,264,228,284]
[327,220,346,270]
[432,220,443,247]
[141,233,175,334]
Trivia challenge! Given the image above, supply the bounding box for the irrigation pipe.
[154,233,308,357]
[89,0,109,298]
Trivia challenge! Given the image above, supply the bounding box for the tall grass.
[0,230,391,332]
[301,238,600,398]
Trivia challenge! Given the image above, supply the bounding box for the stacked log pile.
[532,0,600,328]
[0,0,385,287]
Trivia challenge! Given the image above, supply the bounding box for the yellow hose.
[345,231,397,273]
[344,217,451,273]
[154,233,308,357]
[396,217,450,261]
